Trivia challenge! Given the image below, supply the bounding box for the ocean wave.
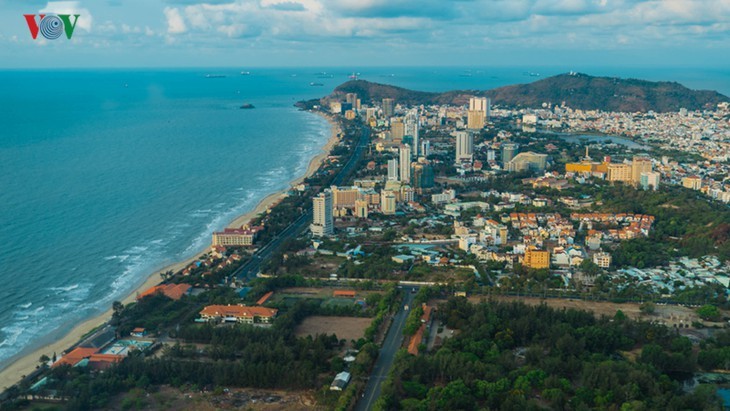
[19,302,32,309]
[48,284,79,293]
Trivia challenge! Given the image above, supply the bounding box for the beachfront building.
[199,304,278,324]
[311,189,334,236]
[212,225,262,247]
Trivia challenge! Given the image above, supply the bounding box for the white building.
[455,131,473,164]
[381,190,397,214]
[399,145,412,184]
[640,171,661,191]
[311,189,334,236]
[387,158,399,181]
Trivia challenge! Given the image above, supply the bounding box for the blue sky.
[0,0,728,68]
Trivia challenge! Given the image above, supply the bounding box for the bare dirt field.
[467,295,708,327]
[107,386,319,411]
[295,316,372,341]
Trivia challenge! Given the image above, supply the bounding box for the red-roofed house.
[256,291,274,306]
[137,283,191,301]
[54,347,99,367]
[200,305,278,324]
[333,290,356,298]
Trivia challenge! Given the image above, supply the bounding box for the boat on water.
[310,82,324,86]
[240,71,250,75]
[206,74,226,78]
[348,72,360,80]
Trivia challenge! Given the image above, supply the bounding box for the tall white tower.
[311,189,333,236]
[399,145,411,183]
[455,131,473,164]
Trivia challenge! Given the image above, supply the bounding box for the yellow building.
[682,176,702,190]
[607,163,632,182]
[631,157,652,184]
[331,186,359,208]
[212,226,261,247]
[524,247,550,269]
[467,110,485,129]
[565,161,609,174]
[344,110,356,120]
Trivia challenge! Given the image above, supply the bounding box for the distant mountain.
[329,73,728,112]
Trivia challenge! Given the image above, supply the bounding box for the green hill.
[330,73,728,112]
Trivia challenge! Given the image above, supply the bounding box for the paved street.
[355,287,417,411]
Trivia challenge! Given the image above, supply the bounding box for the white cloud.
[164,7,187,34]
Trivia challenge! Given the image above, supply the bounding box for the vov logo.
[24,14,80,40]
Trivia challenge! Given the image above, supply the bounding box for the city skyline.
[0,0,728,68]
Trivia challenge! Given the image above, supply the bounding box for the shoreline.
[0,110,341,391]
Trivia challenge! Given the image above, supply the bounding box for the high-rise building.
[502,142,518,164]
[412,162,435,190]
[631,157,652,184]
[387,158,399,181]
[390,119,405,141]
[607,163,633,182]
[311,189,333,236]
[640,172,660,191]
[420,140,430,158]
[467,97,488,129]
[487,149,496,162]
[355,199,369,219]
[331,186,359,208]
[399,145,412,183]
[382,98,395,118]
[381,190,397,215]
[346,93,358,108]
[455,131,473,164]
[469,96,488,112]
[405,109,419,157]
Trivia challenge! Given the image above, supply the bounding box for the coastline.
[0,111,341,391]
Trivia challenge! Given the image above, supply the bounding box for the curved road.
[234,123,370,281]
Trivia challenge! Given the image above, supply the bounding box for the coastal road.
[234,123,370,281]
[355,287,417,411]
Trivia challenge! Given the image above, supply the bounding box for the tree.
[639,302,656,315]
[697,305,722,322]
[39,354,50,366]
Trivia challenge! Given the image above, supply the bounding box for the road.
[233,123,370,281]
[355,287,417,411]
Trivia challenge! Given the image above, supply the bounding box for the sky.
[0,0,728,68]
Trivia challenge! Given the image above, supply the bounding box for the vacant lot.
[295,316,373,341]
[467,295,708,327]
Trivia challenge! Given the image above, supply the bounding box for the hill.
[330,73,728,112]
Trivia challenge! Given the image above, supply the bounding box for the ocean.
[0,67,728,369]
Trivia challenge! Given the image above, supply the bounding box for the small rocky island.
[239,103,255,109]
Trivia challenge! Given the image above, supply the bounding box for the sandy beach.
[0,111,341,392]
